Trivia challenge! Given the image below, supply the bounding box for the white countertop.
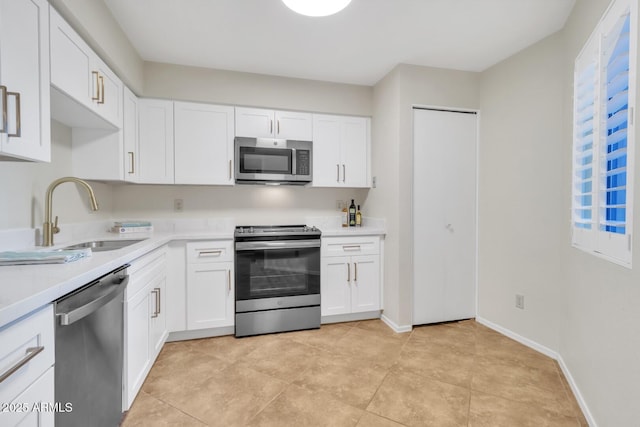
[0,217,385,329]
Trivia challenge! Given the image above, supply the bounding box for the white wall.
[477,32,565,352]
[560,0,640,425]
[0,121,113,231]
[112,184,368,226]
[143,61,372,116]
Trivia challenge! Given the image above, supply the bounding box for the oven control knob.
[238,228,244,233]
[303,225,309,232]
[249,226,254,233]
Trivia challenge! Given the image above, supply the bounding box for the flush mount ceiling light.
[282,0,352,17]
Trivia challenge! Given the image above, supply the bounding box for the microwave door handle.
[291,148,297,176]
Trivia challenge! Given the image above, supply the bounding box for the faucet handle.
[52,215,60,235]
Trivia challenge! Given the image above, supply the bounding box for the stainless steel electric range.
[234,225,321,337]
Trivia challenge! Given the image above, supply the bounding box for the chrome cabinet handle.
[342,245,361,251]
[270,119,273,134]
[7,92,20,137]
[0,85,7,133]
[336,164,340,182]
[151,289,159,318]
[228,270,231,293]
[155,287,161,315]
[92,71,100,101]
[198,250,222,257]
[354,262,358,282]
[128,152,135,174]
[0,346,44,383]
[277,120,280,134]
[343,164,346,183]
[229,160,232,180]
[347,263,351,282]
[98,75,105,104]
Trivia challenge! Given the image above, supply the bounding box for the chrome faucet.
[42,177,99,246]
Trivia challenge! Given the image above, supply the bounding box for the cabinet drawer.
[128,247,167,298]
[0,305,54,405]
[322,236,380,257]
[186,240,233,264]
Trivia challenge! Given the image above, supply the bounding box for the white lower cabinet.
[321,237,381,317]
[186,241,234,330]
[0,305,54,427]
[124,247,168,410]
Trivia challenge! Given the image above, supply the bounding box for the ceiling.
[103,0,576,86]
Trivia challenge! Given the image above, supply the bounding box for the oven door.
[235,240,320,308]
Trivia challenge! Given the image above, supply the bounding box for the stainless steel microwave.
[234,137,312,185]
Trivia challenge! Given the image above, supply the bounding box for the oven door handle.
[236,240,321,251]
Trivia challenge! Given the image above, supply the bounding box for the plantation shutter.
[572,0,636,266]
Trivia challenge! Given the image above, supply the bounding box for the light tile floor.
[121,319,588,427]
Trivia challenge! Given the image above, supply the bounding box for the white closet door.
[412,108,477,325]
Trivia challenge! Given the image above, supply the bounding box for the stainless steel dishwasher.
[54,265,129,427]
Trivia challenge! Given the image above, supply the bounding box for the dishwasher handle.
[56,271,129,326]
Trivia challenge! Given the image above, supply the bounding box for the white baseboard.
[475,316,596,427]
[381,314,412,333]
[475,316,557,359]
[556,354,597,427]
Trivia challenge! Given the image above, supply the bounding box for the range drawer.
[321,236,381,257]
[0,305,54,406]
[186,240,234,264]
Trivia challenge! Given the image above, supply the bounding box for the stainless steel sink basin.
[60,239,147,252]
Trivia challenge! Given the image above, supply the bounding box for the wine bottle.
[349,199,356,226]
[342,205,348,227]
[356,205,362,227]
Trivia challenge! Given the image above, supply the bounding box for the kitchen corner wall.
[369,64,480,329]
[0,120,113,231]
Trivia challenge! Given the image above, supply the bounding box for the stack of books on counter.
[112,221,153,234]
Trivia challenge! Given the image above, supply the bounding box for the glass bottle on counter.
[342,205,348,227]
[356,205,362,227]
[349,199,356,226]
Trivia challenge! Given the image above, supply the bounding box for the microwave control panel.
[296,150,310,175]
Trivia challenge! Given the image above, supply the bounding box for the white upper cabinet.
[50,6,122,129]
[0,0,50,162]
[123,87,139,183]
[312,114,370,188]
[235,107,312,140]
[174,102,235,185]
[138,99,174,184]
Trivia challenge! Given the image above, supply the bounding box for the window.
[572,0,637,266]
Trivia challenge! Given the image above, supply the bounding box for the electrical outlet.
[372,176,377,188]
[174,198,184,212]
[515,294,525,310]
[336,200,345,210]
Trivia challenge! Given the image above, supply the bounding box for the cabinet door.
[149,275,167,359]
[187,262,234,330]
[124,286,151,410]
[49,7,93,110]
[275,110,312,140]
[123,87,139,182]
[92,56,123,128]
[0,0,50,162]
[321,258,351,316]
[341,117,370,187]
[235,107,274,138]
[175,102,234,185]
[312,115,342,187]
[351,255,380,313]
[138,99,174,184]
[0,367,54,427]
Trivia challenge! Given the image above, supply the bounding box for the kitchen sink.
[60,239,147,252]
